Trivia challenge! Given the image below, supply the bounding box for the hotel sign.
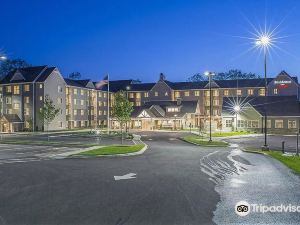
[274,80,292,84]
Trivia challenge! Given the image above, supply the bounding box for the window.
[213,90,219,96]
[6,109,12,114]
[98,111,102,116]
[103,101,107,106]
[155,92,158,96]
[58,121,63,128]
[81,100,84,106]
[66,88,69,95]
[236,89,242,95]
[194,91,200,96]
[81,89,84,95]
[144,92,149,97]
[167,107,179,112]
[175,92,180,98]
[275,120,284,128]
[14,103,20,109]
[225,119,232,127]
[74,109,77,115]
[74,89,78,95]
[205,100,210,106]
[66,109,69,115]
[24,84,30,92]
[205,90,210,96]
[57,97,63,104]
[129,93,134,98]
[213,109,219,116]
[25,121,30,128]
[259,88,265,96]
[74,99,77,105]
[165,92,168,96]
[237,120,245,128]
[104,110,107,115]
[58,86,63,93]
[6,97,11,104]
[6,86,11,93]
[24,97,30,104]
[206,109,210,115]
[213,99,219,106]
[24,108,30,116]
[135,102,141,106]
[98,101,102,106]
[81,110,84,115]
[39,96,43,101]
[288,120,297,129]
[184,91,189,97]
[103,93,107,98]
[247,89,254,95]
[39,84,43,89]
[224,90,229,96]
[274,88,278,94]
[98,92,102,97]
[136,93,141,98]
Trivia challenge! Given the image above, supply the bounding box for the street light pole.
[263,49,269,150]
[204,71,215,142]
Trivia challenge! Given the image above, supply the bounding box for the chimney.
[159,73,165,81]
[177,98,182,105]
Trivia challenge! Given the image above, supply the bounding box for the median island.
[77,144,145,156]
[181,135,229,147]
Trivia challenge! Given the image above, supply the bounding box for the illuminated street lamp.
[256,35,270,150]
[204,71,215,142]
[0,55,7,61]
[233,105,241,131]
[125,85,131,99]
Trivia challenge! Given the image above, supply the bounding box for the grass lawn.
[78,144,145,156]
[181,135,229,147]
[212,131,254,137]
[245,149,300,175]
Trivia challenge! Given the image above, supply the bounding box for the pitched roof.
[36,67,56,82]
[0,66,47,84]
[222,96,300,117]
[1,114,22,123]
[131,101,198,118]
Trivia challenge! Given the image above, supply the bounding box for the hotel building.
[0,66,299,133]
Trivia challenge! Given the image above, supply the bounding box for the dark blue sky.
[1,0,300,82]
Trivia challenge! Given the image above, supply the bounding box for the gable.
[10,71,25,81]
[137,110,151,118]
[204,80,219,88]
[86,81,95,89]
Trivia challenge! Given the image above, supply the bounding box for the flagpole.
[107,73,110,134]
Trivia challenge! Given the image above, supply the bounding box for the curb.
[180,137,229,147]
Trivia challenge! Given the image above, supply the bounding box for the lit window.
[81,100,84,106]
[274,88,278,94]
[24,97,30,104]
[74,109,77,115]
[144,92,149,97]
[24,84,30,92]
[103,93,107,98]
[194,91,200,96]
[205,100,210,106]
[74,89,78,95]
[213,99,219,106]
[135,102,141,106]
[66,88,69,95]
[247,89,254,95]
[81,110,84,115]
[205,90,210,96]
[74,99,77,105]
[6,109,12,114]
[288,120,297,129]
[129,93,134,98]
[103,102,107,106]
[275,120,284,128]
[136,93,141,98]
[104,110,107,115]
[213,90,219,96]
[98,111,102,116]
[81,89,84,95]
[6,86,11,93]
[14,103,20,109]
[155,92,158,96]
[40,96,43,101]
[184,91,189,97]
[224,90,229,96]
[259,89,265,96]
[98,101,102,106]
[98,92,102,97]
[39,84,43,89]
[236,89,242,95]
[175,92,180,98]
[213,109,219,116]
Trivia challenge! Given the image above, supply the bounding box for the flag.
[95,75,108,89]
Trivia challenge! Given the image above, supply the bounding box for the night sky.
[1,0,300,82]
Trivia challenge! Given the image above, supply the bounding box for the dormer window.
[167,107,179,112]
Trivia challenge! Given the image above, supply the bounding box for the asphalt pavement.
[0,132,299,225]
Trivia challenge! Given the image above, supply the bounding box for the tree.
[112,91,133,144]
[0,59,30,79]
[38,95,60,141]
[187,69,259,82]
[68,72,81,80]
